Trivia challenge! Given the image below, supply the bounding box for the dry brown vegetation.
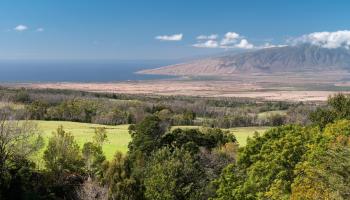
[13,71,350,102]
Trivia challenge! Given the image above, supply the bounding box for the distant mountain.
[138,45,350,76]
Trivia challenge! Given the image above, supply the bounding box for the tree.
[82,127,107,178]
[0,113,43,195]
[291,146,350,200]
[310,93,350,129]
[144,147,203,200]
[103,152,144,200]
[128,115,168,159]
[161,128,236,153]
[93,127,108,147]
[43,126,84,176]
[291,120,350,199]
[267,113,285,126]
[26,100,49,120]
[214,125,319,200]
[13,89,30,103]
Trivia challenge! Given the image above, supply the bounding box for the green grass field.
[31,121,131,167]
[30,121,270,168]
[228,126,270,146]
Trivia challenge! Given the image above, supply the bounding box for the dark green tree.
[103,152,144,200]
[128,115,167,159]
[144,147,203,200]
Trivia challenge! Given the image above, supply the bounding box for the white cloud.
[220,32,240,45]
[292,30,350,49]
[193,32,257,49]
[36,28,44,32]
[260,42,287,49]
[197,34,218,40]
[234,39,254,49]
[155,33,183,41]
[192,31,288,50]
[14,25,28,32]
[193,40,219,48]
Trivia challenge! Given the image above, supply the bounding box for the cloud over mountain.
[291,30,350,49]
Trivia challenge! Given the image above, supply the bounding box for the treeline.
[0,87,313,128]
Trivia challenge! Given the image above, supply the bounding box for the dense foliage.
[214,94,350,200]
[1,87,350,200]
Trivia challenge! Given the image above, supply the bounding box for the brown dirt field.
[12,79,350,102]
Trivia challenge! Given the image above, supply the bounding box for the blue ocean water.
[0,60,175,82]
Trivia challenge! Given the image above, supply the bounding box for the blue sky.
[0,0,349,60]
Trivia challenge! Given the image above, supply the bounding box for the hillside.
[138,44,350,76]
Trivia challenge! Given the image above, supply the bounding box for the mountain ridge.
[138,44,350,76]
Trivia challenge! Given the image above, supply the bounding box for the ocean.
[0,60,175,83]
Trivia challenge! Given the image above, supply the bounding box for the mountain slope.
[139,45,350,76]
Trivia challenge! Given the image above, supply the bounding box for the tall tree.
[43,126,84,176]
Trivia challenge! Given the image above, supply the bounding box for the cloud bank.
[156,30,350,50]
[291,30,350,49]
[155,34,183,41]
[193,32,256,49]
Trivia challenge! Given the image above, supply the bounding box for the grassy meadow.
[30,121,270,167]
[30,121,131,167]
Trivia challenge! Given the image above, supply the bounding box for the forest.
[0,87,349,200]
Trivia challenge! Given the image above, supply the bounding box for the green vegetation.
[228,126,270,146]
[31,121,131,164]
[2,86,350,200]
[0,87,303,128]
[0,101,25,110]
[173,125,270,146]
[30,122,268,167]
[257,110,287,119]
[213,94,350,200]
